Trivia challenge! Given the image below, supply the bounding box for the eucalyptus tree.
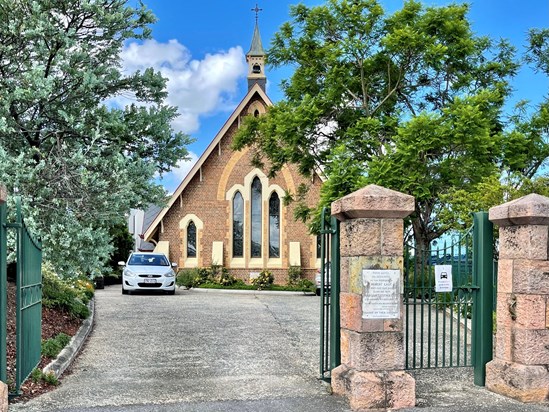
[233,0,545,250]
[0,0,192,276]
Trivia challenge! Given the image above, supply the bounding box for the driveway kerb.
[186,287,315,296]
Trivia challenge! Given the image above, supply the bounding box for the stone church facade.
[143,23,322,284]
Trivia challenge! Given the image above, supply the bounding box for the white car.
[119,252,177,295]
[315,266,331,296]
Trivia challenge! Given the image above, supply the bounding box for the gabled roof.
[143,83,273,241]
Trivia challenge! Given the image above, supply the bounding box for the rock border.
[42,298,95,379]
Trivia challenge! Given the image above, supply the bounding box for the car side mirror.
[171,262,177,268]
[118,261,126,267]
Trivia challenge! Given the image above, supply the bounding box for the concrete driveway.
[12,286,350,412]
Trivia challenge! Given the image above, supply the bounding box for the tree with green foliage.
[0,0,192,277]
[108,223,134,270]
[234,0,547,250]
[440,27,549,228]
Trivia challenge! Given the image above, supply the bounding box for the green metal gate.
[404,212,495,385]
[319,207,340,381]
[0,197,43,395]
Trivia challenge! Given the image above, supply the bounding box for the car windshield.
[128,254,169,267]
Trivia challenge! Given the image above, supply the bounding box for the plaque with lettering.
[362,269,401,319]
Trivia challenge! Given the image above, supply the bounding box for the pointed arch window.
[187,221,197,258]
[269,192,280,258]
[233,192,244,258]
[251,177,262,258]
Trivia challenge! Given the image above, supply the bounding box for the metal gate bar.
[472,212,494,386]
[319,208,340,381]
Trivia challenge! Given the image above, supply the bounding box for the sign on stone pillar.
[330,184,416,411]
[487,193,549,403]
[362,269,401,319]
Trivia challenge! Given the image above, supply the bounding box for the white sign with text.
[434,265,453,292]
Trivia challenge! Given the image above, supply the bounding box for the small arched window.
[252,64,261,74]
[269,192,280,258]
[251,177,262,258]
[254,109,260,117]
[187,221,197,258]
[233,192,244,257]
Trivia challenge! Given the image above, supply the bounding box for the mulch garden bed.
[6,280,83,402]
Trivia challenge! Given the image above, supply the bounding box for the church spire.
[246,4,266,91]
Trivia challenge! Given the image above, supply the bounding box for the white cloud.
[157,151,200,194]
[170,151,200,181]
[112,39,247,134]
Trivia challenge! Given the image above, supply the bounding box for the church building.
[143,20,323,284]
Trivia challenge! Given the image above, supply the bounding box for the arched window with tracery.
[251,177,262,258]
[269,192,280,258]
[187,221,197,258]
[233,192,244,257]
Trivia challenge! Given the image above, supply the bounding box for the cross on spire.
[251,3,262,23]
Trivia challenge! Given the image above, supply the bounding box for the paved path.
[11,286,549,412]
[12,287,350,412]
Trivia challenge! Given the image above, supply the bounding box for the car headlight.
[165,271,175,278]
[124,270,135,277]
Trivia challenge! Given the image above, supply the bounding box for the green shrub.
[67,276,95,303]
[177,266,238,288]
[30,368,60,386]
[42,265,91,319]
[69,300,90,319]
[43,372,60,386]
[176,268,201,288]
[42,333,71,358]
[103,271,121,286]
[42,340,61,358]
[288,266,302,286]
[296,278,314,292]
[216,267,237,286]
[30,368,43,383]
[251,270,274,290]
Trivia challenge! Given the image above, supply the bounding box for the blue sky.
[124,1,549,192]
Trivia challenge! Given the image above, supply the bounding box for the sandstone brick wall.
[155,92,322,284]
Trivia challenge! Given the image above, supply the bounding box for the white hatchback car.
[119,252,177,295]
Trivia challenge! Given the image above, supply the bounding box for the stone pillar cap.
[331,184,415,221]
[489,193,549,227]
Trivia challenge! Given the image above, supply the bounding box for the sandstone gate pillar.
[486,194,549,402]
[330,184,416,410]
